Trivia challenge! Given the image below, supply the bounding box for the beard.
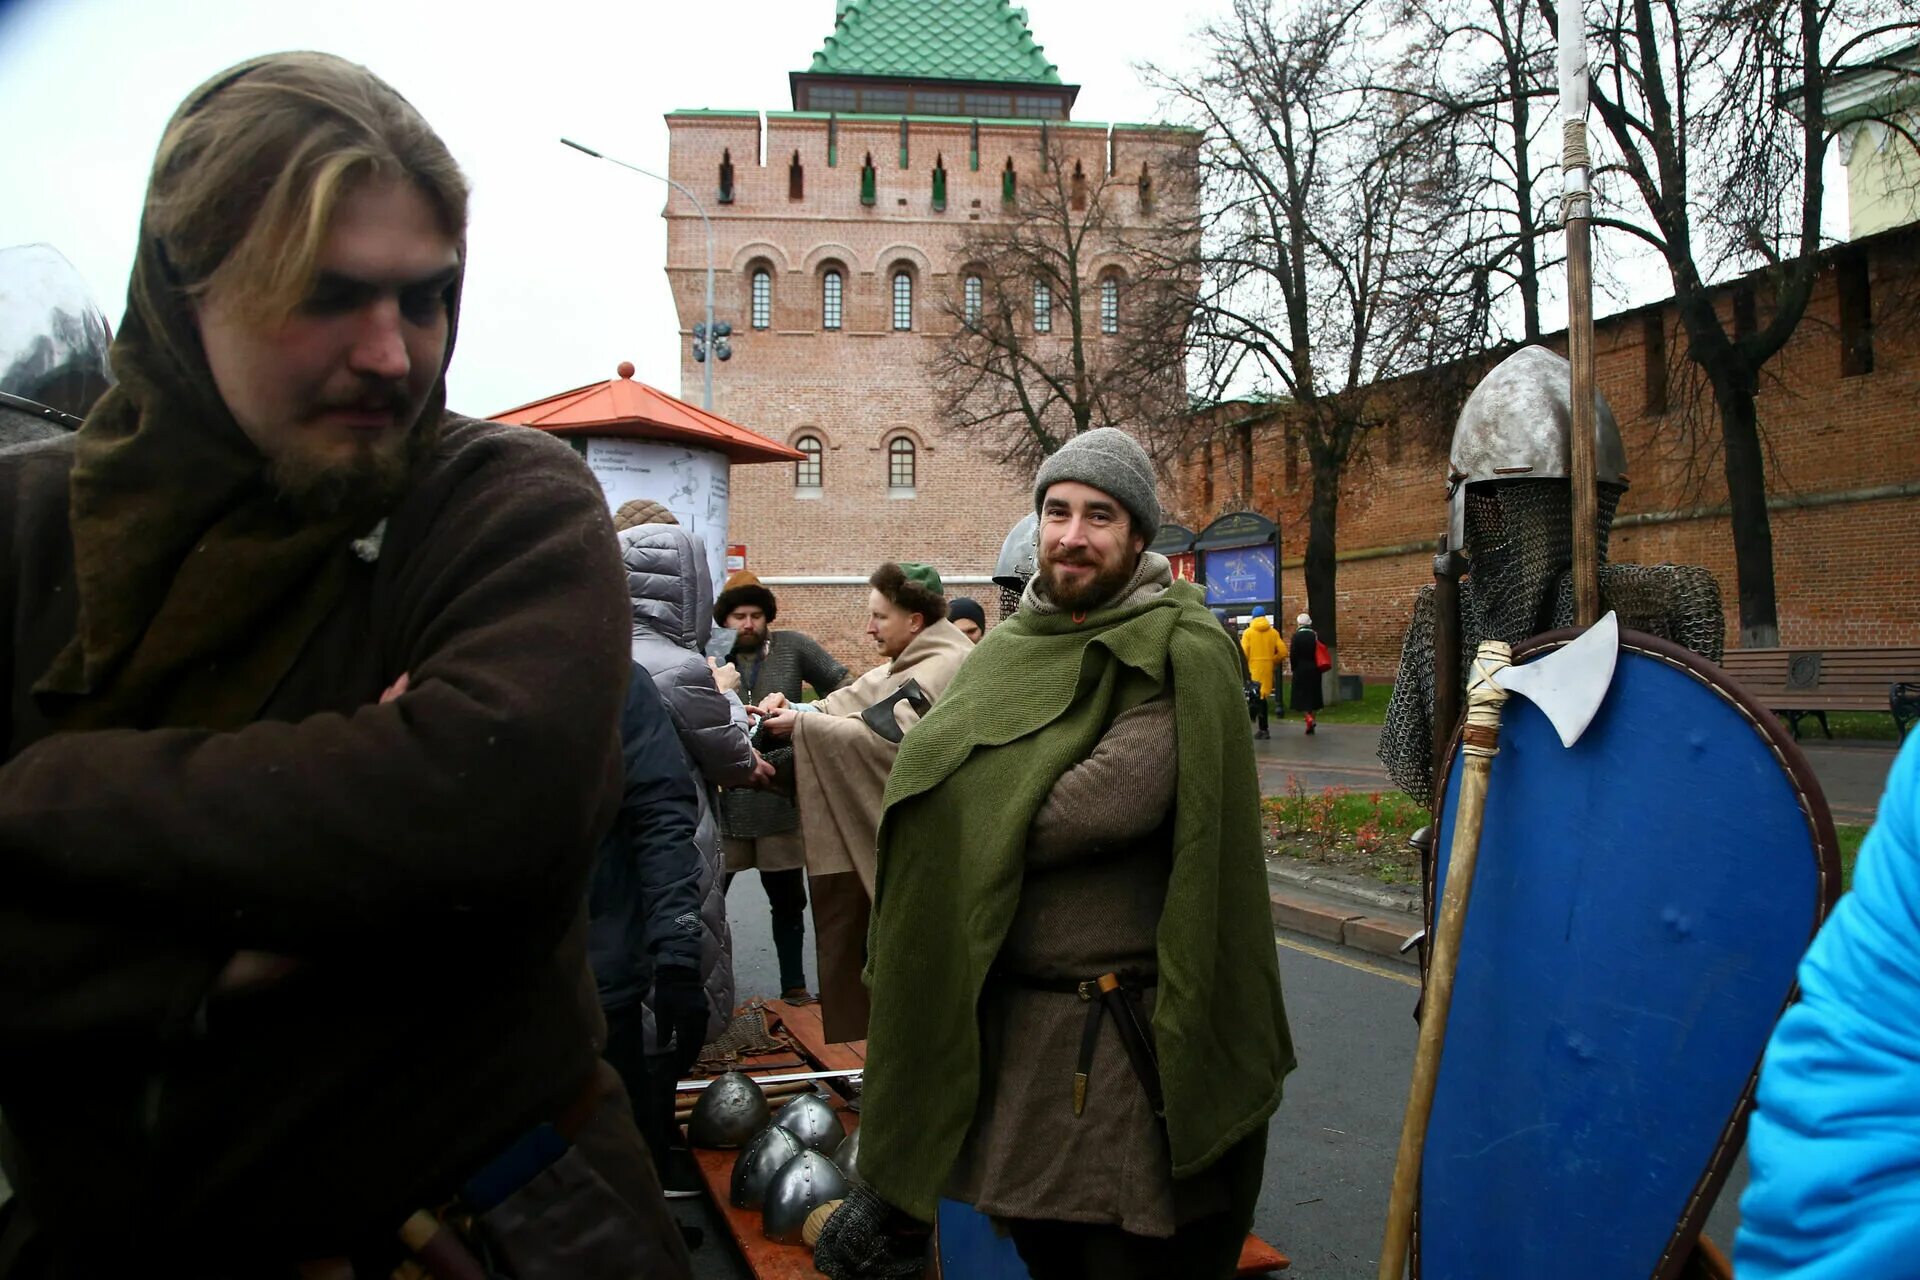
[268,424,424,522]
[1036,548,1138,611]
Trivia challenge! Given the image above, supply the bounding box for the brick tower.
[664,0,1195,668]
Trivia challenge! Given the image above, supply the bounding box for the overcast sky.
[0,0,1205,418]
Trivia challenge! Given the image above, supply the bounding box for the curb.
[1266,860,1421,916]
[1269,891,1422,966]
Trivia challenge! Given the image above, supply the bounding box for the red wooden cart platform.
[686,998,1291,1278]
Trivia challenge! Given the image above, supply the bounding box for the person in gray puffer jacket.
[616,514,772,1189]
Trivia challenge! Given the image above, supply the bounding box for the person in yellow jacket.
[1239,607,1287,740]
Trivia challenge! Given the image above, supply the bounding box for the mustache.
[318,383,412,416]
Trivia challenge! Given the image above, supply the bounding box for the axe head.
[1491,611,1618,748]
[858,677,931,744]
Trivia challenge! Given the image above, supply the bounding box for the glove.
[812,1184,931,1279]
[652,965,709,1075]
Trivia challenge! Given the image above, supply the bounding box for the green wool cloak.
[858,578,1295,1221]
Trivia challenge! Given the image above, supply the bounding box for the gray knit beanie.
[1031,428,1161,540]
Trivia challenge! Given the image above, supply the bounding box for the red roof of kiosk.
[490,362,802,464]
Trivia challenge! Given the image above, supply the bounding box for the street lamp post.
[561,137,729,410]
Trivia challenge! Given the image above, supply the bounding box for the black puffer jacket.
[587,662,702,1015]
[619,523,755,1043]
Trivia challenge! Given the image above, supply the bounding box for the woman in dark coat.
[1290,612,1325,734]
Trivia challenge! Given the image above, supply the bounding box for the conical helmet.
[0,243,114,441]
[763,1150,851,1243]
[830,1125,863,1186]
[686,1071,770,1148]
[1447,345,1628,548]
[992,513,1039,592]
[772,1091,845,1156]
[730,1123,804,1209]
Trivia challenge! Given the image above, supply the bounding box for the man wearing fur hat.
[0,54,686,1276]
[711,569,847,1003]
[751,563,971,1042]
[816,429,1293,1280]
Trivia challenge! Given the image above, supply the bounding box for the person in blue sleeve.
[1737,731,1920,1277]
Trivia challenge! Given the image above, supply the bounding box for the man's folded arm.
[0,445,631,959]
[1027,697,1176,867]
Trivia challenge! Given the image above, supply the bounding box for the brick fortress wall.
[1170,227,1920,679]
[665,109,1195,672]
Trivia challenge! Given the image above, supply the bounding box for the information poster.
[582,438,732,592]
[1204,544,1276,607]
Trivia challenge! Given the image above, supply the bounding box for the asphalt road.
[696,875,1749,1278]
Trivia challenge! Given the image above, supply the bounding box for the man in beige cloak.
[752,562,971,1041]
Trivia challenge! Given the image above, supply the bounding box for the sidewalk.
[1256,717,1902,967]
[1252,720,1896,826]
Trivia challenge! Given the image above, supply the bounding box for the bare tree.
[1149,0,1487,656]
[928,137,1199,474]
[1388,0,1564,342]
[1557,0,1919,646]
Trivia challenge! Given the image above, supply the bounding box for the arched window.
[1100,276,1120,334]
[888,437,917,490]
[751,268,772,330]
[795,434,823,489]
[1032,280,1052,333]
[963,275,983,326]
[892,271,914,331]
[822,269,843,330]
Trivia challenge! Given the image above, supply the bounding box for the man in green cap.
[815,429,1294,1280]
[750,562,972,1042]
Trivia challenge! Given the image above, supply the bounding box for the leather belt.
[295,1060,617,1279]
[992,970,1164,1118]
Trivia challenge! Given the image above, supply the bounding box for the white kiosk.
[491,361,801,589]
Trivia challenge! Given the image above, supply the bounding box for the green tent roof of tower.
[806,0,1064,85]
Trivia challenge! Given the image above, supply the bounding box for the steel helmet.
[1448,345,1627,548]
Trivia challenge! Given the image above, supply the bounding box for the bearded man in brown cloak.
[0,54,686,1278]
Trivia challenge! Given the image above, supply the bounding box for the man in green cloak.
[815,428,1295,1280]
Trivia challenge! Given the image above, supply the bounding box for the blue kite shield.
[1417,629,1840,1280]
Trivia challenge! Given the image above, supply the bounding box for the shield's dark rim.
[1412,626,1843,1280]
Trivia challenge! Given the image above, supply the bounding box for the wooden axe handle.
[1378,641,1512,1279]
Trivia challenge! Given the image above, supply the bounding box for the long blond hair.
[146,52,468,321]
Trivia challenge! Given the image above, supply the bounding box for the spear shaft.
[1561,0,1601,627]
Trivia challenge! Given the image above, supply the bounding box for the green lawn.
[1312,680,1396,724]
[1263,784,1431,884]
[1838,823,1871,891]
[1802,712,1903,743]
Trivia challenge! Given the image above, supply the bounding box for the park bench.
[1719,646,1920,740]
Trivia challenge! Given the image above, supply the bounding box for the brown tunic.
[946,695,1231,1237]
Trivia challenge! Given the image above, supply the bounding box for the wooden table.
[686,999,1290,1277]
